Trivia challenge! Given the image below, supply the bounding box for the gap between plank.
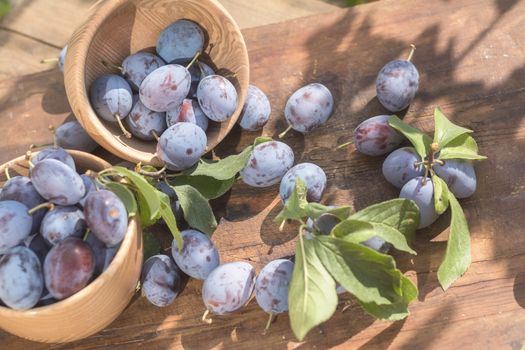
[0,26,62,49]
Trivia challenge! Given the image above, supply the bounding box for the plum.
[240,141,294,188]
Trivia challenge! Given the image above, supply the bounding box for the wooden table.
[2,0,525,348]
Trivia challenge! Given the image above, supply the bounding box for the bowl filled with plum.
[65,0,249,168]
[0,149,143,343]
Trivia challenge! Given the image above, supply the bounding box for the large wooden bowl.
[64,0,250,166]
[0,150,143,343]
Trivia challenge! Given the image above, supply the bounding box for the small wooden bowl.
[64,0,250,166]
[0,150,143,343]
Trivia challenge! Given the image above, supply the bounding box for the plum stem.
[264,313,275,334]
[223,73,237,79]
[49,125,57,148]
[40,58,59,64]
[101,60,123,73]
[4,166,11,180]
[150,130,160,142]
[25,148,35,168]
[137,165,166,178]
[336,140,353,149]
[186,52,201,70]
[114,113,132,139]
[202,309,213,324]
[278,125,293,139]
[83,229,90,241]
[407,44,416,62]
[28,202,55,215]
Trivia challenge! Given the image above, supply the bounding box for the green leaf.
[142,232,161,261]
[104,182,138,217]
[184,137,272,180]
[349,199,420,242]
[432,176,450,215]
[305,203,354,221]
[438,134,487,160]
[433,107,472,148]
[437,193,471,290]
[289,237,337,341]
[358,275,417,320]
[140,165,162,185]
[173,184,217,235]
[388,115,432,159]
[336,221,416,255]
[168,175,235,200]
[331,219,375,238]
[0,0,11,19]
[105,167,161,225]
[313,236,410,305]
[275,178,309,224]
[158,192,183,249]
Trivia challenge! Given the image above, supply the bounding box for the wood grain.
[1,0,525,348]
[65,0,250,166]
[0,151,144,343]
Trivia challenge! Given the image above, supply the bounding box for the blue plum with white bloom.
[240,141,294,188]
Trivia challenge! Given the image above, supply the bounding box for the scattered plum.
[376,46,419,112]
[433,159,477,199]
[44,238,95,300]
[24,233,50,266]
[353,115,404,156]
[172,59,215,98]
[283,83,333,134]
[40,206,87,245]
[141,254,184,307]
[240,141,294,188]
[0,176,46,233]
[31,159,85,206]
[85,234,119,276]
[84,190,128,247]
[361,237,390,253]
[255,259,293,314]
[167,99,209,132]
[139,64,191,113]
[78,174,96,207]
[399,176,438,229]
[202,261,256,315]
[58,45,68,73]
[197,75,238,122]
[171,229,219,280]
[90,74,133,137]
[238,85,271,131]
[157,122,207,171]
[0,200,33,254]
[0,246,44,310]
[382,147,424,188]
[279,162,327,203]
[156,20,205,63]
[121,52,165,91]
[127,99,167,141]
[32,147,76,171]
[55,121,98,152]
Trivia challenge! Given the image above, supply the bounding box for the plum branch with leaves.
[389,107,487,290]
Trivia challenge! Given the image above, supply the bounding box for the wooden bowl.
[64,0,250,166]
[0,150,143,343]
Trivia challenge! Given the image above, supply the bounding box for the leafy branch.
[388,107,486,290]
[277,178,419,340]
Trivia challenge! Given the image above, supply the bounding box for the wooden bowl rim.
[64,0,250,166]
[0,150,139,317]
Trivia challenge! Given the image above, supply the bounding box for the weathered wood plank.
[1,0,525,348]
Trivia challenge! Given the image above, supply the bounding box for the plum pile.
[86,19,272,172]
[0,148,129,310]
